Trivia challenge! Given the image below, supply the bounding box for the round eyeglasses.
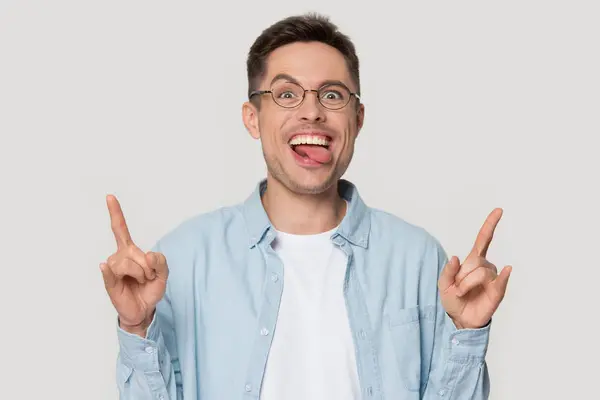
[249,81,360,110]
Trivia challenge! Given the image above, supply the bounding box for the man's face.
[243,41,365,195]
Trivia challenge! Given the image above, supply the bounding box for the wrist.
[119,312,155,337]
[450,316,465,330]
[450,315,490,330]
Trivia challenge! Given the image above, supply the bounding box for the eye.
[322,90,342,100]
[278,91,298,99]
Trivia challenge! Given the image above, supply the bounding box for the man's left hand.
[438,208,512,329]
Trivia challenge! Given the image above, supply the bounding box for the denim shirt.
[116,179,491,399]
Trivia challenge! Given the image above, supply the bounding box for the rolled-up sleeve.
[423,236,491,399]
[115,242,182,400]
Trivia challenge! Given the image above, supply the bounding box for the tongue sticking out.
[293,144,332,164]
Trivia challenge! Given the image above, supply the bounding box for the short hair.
[246,12,360,103]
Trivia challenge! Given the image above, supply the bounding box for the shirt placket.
[334,235,384,400]
[242,232,284,398]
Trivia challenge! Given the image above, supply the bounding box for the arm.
[422,260,491,399]
[100,196,183,399]
[115,243,183,400]
[423,208,512,399]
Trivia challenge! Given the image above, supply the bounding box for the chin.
[264,152,349,196]
[285,171,340,195]
[267,167,335,195]
[291,181,334,195]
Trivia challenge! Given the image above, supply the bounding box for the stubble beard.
[262,145,354,195]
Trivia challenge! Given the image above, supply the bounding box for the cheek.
[332,114,358,140]
[260,112,292,143]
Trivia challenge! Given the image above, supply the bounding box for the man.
[101,12,511,400]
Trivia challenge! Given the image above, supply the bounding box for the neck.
[261,174,347,235]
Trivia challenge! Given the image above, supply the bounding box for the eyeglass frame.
[248,76,361,110]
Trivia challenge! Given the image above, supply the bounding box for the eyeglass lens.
[271,81,350,109]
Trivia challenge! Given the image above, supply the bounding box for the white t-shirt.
[260,225,361,400]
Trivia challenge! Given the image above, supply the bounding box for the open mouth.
[289,135,331,149]
[288,134,332,164]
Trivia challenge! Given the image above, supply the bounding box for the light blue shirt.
[116,179,491,399]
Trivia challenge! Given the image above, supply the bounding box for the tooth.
[288,135,331,146]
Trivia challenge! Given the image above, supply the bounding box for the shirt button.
[439,389,446,396]
[245,384,252,392]
[145,346,154,354]
[271,273,279,282]
[451,338,459,346]
[367,386,373,396]
[260,327,269,336]
[158,395,164,400]
[359,330,366,339]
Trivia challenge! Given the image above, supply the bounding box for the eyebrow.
[270,73,353,91]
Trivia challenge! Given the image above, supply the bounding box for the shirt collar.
[242,178,370,249]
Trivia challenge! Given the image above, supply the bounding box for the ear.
[355,103,365,137]
[242,101,261,139]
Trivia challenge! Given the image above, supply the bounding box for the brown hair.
[246,12,360,103]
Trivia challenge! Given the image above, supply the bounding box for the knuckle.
[111,266,124,279]
[128,247,148,268]
[123,258,139,271]
[139,254,151,270]
[116,259,136,278]
[147,251,157,263]
[107,254,118,267]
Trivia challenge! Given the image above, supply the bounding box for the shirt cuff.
[445,315,491,360]
[116,314,163,372]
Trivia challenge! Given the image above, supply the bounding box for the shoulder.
[153,202,247,255]
[369,207,438,245]
[368,207,447,262]
[151,202,250,291]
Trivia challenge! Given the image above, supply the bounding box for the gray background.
[1,0,598,398]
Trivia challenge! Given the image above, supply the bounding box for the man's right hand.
[100,194,169,337]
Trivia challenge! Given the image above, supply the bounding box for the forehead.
[263,41,353,89]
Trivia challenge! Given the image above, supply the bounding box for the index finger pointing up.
[471,208,503,258]
[106,194,133,248]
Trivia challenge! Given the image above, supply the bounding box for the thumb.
[438,256,461,292]
[493,265,512,298]
[146,251,168,280]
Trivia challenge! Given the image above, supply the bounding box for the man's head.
[242,13,365,195]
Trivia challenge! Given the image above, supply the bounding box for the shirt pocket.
[117,363,134,386]
[387,304,436,392]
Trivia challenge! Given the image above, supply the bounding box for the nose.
[296,90,326,123]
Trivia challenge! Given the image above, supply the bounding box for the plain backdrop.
[1,1,598,398]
